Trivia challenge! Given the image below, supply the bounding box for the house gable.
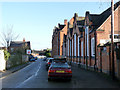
[90,1,120,32]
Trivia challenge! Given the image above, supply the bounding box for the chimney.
[64,19,67,26]
[86,11,90,16]
[74,13,78,17]
[23,38,25,42]
[67,22,70,28]
[58,23,60,27]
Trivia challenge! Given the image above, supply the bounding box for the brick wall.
[97,6,120,45]
[97,43,120,79]
[52,32,58,57]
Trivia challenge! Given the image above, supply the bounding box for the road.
[2,58,120,88]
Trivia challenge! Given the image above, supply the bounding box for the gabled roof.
[55,27,59,32]
[10,41,30,47]
[53,24,65,34]
[77,20,85,26]
[58,24,65,30]
[77,20,85,32]
[90,1,120,30]
[76,17,85,21]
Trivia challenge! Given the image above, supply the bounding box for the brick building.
[66,13,85,64]
[52,1,120,79]
[83,1,120,70]
[97,42,120,79]
[52,20,67,57]
[66,1,120,77]
[8,38,31,54]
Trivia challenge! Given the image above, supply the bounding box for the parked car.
[29,55,37,62]
[34,56,38,60]
[48,62,72,81]
[46,58,54,70]
[53,55,67,63]
[29,56,36,62]
[43,57,47,61]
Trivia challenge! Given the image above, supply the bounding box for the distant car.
[34,57,38,60]
[43,57,47,61]
[29,55,36,62]
[29,57,36,62]
[48,62,72,81]
[46,58,54,70]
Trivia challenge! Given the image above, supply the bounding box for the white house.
[0,50,6,71]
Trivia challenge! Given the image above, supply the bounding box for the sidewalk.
[71,62,120,88]
[0,62,30,78]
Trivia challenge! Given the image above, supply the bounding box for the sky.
[0,0,119,50]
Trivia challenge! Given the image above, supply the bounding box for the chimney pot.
[64,19,67,25]
[23,38,25,42]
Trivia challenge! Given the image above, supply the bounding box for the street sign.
[26,50,31,54]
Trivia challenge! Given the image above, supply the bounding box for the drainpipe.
[86,30,88,69]
[94,30,97,71]
[100,47,102,72]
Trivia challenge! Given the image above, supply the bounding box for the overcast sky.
[0,0,119,50]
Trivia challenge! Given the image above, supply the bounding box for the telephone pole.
[111,0,115,80]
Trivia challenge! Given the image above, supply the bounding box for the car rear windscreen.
[52,63,70,68]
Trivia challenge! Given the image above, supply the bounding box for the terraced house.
[52,1,120,79]
[83,1,120,72]
[52,20,67,57]
[66,13,85,64]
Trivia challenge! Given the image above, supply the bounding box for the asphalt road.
[2,58,120,88]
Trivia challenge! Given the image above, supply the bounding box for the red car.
[48,62,72,81]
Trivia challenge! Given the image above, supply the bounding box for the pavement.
[0,62,31,78]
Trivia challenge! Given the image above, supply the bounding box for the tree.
[45,49,51,57]
[4,49,10,61]
[0,25,19,49]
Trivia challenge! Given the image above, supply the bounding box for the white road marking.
[35,63,41,76]
[16,74,35,88]
[16,62,41,88]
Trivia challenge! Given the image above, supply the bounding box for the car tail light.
[48,69,55,73]
[48,62,51,64]
[65,69,72,73]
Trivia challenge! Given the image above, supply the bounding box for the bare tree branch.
[0,25,19,48]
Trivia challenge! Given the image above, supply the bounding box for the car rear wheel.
[48,78,51,81]
[46,67,49,71]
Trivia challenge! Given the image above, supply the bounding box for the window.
[70,40,71,56]
[11,48,14,52]
[109,34,120,39]
[72,39,73,57]
[103,47,106,51]
[74,34,76,56]
[81,32,83,37]
[68,39,69,56]
[85,26,89,56]
[91,37,95,57]
[81,41,83,56]
[78,36,79,56]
